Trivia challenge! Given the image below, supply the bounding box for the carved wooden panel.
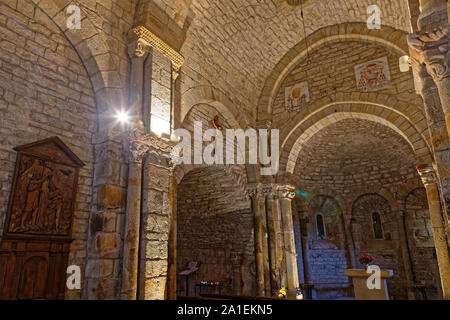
[0,137,84,300]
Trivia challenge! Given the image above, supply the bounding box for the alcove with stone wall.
[351,193,405,299]
[294,195,351,299]
[176,167,255,296]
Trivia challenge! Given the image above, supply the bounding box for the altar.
[344,269,394,300]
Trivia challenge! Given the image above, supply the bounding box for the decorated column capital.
[133,25,184,71]
[123,126,150,164]
[247,183,262,200]
[408,24,450,82]
[277,184,296,200]
[262,183,277,199]
[128,37,150,59]
[172,64,180,82]
[417,164,438,186]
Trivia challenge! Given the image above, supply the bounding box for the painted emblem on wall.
[285,82,310,112]
[355,56,391,91]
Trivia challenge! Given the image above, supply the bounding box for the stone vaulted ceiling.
[294,118,418,188]
[180,0,412,113]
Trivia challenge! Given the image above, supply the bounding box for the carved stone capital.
[128,38,149,59]
[172,66,180,82]
[262,183,277,199]
[123,126,150,164]
[408,24,450,82]
[133,26,184,71]
[277,184,296,200]
[247,183,262,200]
[417,165,437,186]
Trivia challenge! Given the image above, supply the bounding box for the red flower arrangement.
[359,254,375,267]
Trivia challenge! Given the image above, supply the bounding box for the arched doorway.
[176,166,254,297]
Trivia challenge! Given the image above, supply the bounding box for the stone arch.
[282,106,432,176]
[351,193,393,236]
[257,22,410,120]
[174,164,249,197]
[347,187,399,215]
[176,94,255,186]
[404,187,428,210]
[30,0,126,124]
[280,94,428,148]
[180,85,250,130]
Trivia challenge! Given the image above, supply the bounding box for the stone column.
[278,185,299,297]
[170,65,180,139]
[408,1,449,138]
[412,60,450,247]
[417,165,450,300]
[248,183,265,296]
[127,38,149,120]
[119,36,150,300]
[120,128,149,300]
[260,188,271,297]
[166,176,177,300]
[417,0,448,31]
[265,184,285,295]
[395,211,416,300]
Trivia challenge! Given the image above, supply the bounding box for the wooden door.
[0,137,84,300]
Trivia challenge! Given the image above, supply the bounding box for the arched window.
[316,214,326,240]
[372,212,383,239]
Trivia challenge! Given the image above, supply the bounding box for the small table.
[344,269,393,300]
[196,283,223,296]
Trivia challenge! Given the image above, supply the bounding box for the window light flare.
[115,111,130,124]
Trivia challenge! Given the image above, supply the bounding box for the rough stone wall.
[176,167,255,296]
[404,188,442,299]
[139,139,175,300]
[0,0,97,299]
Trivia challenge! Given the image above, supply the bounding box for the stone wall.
[139,138,175,300]
[404,187,442,299]
[0,0,97,299]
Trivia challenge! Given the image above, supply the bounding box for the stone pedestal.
[344,269,393,300]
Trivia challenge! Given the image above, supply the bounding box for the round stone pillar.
[120,128,149,300]
[417,165,450,300]
[408,1,449,139]
[278,185,300,297]
[248,183,266,296]
[417,0,448,31]
[264,184,285,295]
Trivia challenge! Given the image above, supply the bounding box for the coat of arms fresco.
[355,56,391,91]
[285,82,310,112]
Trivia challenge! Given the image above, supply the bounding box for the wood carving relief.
[7,156,75,235]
